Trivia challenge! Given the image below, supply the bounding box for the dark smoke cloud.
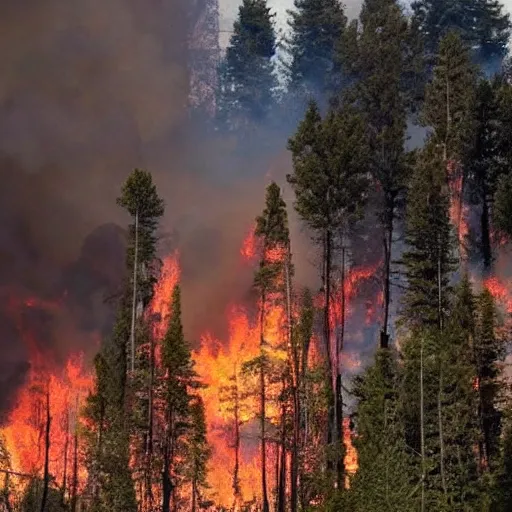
[0,0,312,416]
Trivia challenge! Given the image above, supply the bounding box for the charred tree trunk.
[277,378,287,512]
[420,340,426,512]
[130,210,139,373]
[146,333,155,509]
[233,369,242,509]
[481,188,492,271]
[62,409,70,505]
[259,289,270,512]
[381,201,395,349]
[70,425,79,512]
[40,389,51,512]
[323,230,336,476]
[162,410,173,512]
[191,475,198,512]
[335,247,346,489]
[285,242,300,512]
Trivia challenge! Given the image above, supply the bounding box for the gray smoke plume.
[0,0,265,416]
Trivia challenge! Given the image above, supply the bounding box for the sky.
[219,0,512,48]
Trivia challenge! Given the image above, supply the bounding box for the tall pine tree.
[159,285,202,512]
[217,0,277,132]
[249,181,291,512]
[83,169,164,512]
[286,0,347,104]
[411,0,511,65]
[287,101,369,490]
[340,0,412,348]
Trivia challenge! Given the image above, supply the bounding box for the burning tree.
[287,100,369,492]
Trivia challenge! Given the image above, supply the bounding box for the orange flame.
[1,353,94,495]
[343,418,358,489]
[447,160,469,259]
[483,276,512,314]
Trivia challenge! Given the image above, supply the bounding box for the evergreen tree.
[422,32,477,164]
[340,0,412,348]
[287,101,369,489]
[249,181,291,512]
[474,289,505,471]
[186,396,211,512]
[438,277,482,509]
[82,169,164,512]
[467,79,501,269]
[400,142,455,330]
[399,142,456,510]
[493,79,512,239]
[411,0,511,65]
[347,348,417,511]
[494,173,512,238]
[217,0,277,131]
[286,0,347,103]
[159,285,200,512]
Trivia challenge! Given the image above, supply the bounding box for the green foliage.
[494,173,512,239]
[254,182,291,298]
[185,396,211,507]
[117,168,165,308]
[422,31,477,163]
[411,0,511,64]
[400,142,456,329]
[287,101,369,237]
[475,289,505,470]
[217,0,277,131]
[159,284,205,505]
[346,348,417,512]
[20,480,67,512]
[467,79,502,268]
[286,0,347,101]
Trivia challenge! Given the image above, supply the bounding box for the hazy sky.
[219,0,512,48]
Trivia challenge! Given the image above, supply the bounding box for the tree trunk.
[420,340,426,512]
[162,410,173,512]
[277,379,287,512]
[130,210,139,373]
[233,368,242,510]
[40,388,51,512]
[381,203,394,349]
[335,247,346,489]
[259,293,270,512]
[62,409,69,505]
[323,230,336,476]
[481,188,492,271]
[146,333,155,509]
[285,243,299,512]
[191,475,197,512]
[70,424,79,512]
[438,366,447,497]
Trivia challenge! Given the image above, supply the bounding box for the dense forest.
[2,0,512,511]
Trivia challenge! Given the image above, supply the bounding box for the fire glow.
[0,293,95,498]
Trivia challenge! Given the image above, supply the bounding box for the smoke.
[0,0,318,418]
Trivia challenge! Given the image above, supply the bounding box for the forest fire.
[343,418,358,489]
[1,356,93,492]
[447,159,469,259]
[483,276,512,314]
[0,291,95,500]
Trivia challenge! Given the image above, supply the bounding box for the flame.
[0,292,95,499]
[483,276,512,314]
[1,353,94,496]
[149,251,181,342]
[447,160,469,260]
[343,418,358,489]
[240,225,257,262]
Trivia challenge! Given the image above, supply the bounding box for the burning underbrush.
[1,211,511,511]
